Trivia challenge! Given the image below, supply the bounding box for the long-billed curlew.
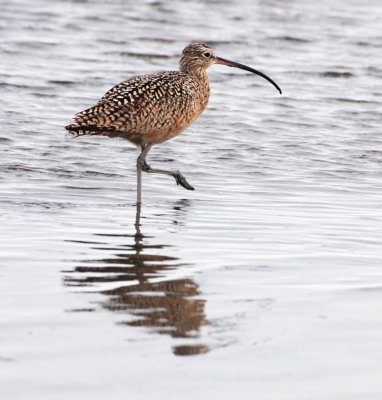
[66,43,281,204]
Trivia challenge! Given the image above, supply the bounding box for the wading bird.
[66,43,281,204]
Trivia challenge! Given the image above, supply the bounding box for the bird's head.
[179,43,282,94]
[179,43,217,72]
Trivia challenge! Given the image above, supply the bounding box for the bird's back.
[66,71,210,146]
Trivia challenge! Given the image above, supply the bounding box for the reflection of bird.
[64,202,208,356]
[66,43,281,203]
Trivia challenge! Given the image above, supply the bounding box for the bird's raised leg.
[143,165,195,190]
[137,144,195,191]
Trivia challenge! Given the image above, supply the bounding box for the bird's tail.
[66,102,120,138]
[65,124,114,138]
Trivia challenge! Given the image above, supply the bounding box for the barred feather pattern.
[66,70,210,146]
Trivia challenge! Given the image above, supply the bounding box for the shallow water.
[1,0,382,398]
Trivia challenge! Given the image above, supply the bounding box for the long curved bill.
[215,56,282,94]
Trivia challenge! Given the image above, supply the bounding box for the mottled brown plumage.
[66,44,212,146]
[66,43,281,204]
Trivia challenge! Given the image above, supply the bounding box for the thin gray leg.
[136,145,147,204]
[134,201,142,239]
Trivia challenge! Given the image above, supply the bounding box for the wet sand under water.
[1,0,382,399]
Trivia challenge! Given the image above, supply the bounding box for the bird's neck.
[180,65,209,83]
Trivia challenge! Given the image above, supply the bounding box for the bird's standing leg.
[137,144,195,191]
[134,201,143,240]
[136,145,148,204]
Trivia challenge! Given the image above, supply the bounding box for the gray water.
[1,0,382,398]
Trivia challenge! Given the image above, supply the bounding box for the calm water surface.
[1,0,382,399]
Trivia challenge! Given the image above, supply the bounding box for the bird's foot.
[174,171,195,191]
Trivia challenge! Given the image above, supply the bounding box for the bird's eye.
[203,51,211,58]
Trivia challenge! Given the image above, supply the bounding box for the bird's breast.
[143,82,210,145]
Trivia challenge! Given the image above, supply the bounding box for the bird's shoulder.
[99,71,199,105]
